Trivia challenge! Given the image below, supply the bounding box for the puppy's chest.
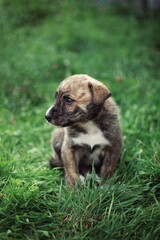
[70,121,111,149]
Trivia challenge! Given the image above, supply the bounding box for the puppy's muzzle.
[45,106,55,123]
[45,113,52,122]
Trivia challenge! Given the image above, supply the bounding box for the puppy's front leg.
[61,143,79,187]
[100,148,120,180]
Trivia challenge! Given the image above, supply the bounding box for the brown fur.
[45,74,122,187]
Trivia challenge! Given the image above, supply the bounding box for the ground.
[0,1,160,239]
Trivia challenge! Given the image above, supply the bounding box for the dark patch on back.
[86,103,103,120]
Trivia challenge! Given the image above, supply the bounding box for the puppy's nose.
[45,114,52,122]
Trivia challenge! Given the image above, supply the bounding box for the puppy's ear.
[88,82,111,105]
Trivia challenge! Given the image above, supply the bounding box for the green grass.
[0,1,160,239]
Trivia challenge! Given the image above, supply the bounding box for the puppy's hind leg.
[50,128,64,169]
[50,153,63,169]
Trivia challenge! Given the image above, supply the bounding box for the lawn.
[0,1,160,239]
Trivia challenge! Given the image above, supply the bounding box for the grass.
[0,1,160,239]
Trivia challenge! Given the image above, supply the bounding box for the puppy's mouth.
[45,114,73,127]
[45,114,61,126]
[45,105,88,127]
[45,107,61,126]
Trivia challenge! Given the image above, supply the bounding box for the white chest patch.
[71,121,111,149]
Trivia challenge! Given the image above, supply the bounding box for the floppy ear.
[88,82,111,105]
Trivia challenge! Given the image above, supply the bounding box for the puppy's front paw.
[66,173,79,188]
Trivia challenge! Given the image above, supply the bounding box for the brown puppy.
[45,74,122,187]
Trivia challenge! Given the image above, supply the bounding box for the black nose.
[45,114,52,122]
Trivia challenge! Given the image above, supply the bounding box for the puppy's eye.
[65,96,74,105]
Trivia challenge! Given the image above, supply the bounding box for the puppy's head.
[45,74,111,127]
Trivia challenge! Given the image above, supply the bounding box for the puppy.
[45,74,122,187]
